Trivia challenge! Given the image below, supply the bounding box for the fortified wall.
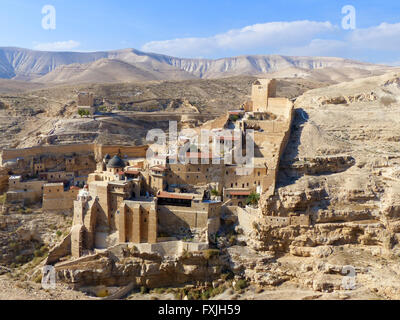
[0,144,148,169]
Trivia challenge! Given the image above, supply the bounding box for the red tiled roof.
[125,170,140,175]
[229,111,243,115]
[157,192,194,200]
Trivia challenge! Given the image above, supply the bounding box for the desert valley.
[0,46,400,301]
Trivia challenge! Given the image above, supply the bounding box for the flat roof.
[157,192,194,200]
[230,191,251,196]
[151,165,167,172]
[44,182,64,187]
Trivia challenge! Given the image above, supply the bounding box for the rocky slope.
[0,77,323,149]
[232,72,400,294]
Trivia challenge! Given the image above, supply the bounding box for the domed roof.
[106,155,125,168]
[104,154,111,160]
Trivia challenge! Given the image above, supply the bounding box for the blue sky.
[1,0,400,64]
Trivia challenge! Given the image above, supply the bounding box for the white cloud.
[142,20,336,58]
[141,20,400,63]
[349,22,400,51]
[33,40,80,51]
[281,39,347,57]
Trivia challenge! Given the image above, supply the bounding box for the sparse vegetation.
[211,189,220,197]
[228,234,237,246]
[0,193,6,205]
[234,279,249,291]
[203,249,220,260]
[78,109,90,117]
[173,283,228,300]
[140,286,149,294]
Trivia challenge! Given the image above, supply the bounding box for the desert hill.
[0,76,324,149]
[0,47,397,86]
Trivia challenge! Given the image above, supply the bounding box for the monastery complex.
[0,79,303,262]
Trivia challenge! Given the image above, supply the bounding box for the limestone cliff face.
[254,73,400,258]
[55,245,224,289]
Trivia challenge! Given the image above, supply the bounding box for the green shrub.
[228,235,236,246]
[140,286,148,294]
[15,255,25,264]
[234,279,249,291]
[203,249,220,260]
[33,273,42,283]
[201,289,211,300]
[78,109,90,117]
[211,285,226,297]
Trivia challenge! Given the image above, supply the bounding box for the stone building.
[69,153,223,257]
[6,175,45,205]
[77,92,95,116]
[42,183,80,212]
[156,191,221,239]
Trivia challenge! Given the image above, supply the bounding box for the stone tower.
[251,79,277,112]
